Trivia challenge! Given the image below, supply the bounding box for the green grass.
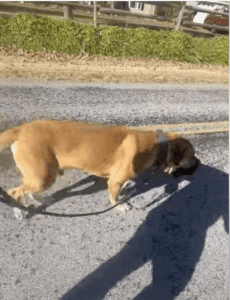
[0,13,228,65]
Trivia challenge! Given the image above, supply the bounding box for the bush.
[194,35,229,65]
[0,13,228,65]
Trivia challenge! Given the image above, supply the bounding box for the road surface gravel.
[0,79,228,300]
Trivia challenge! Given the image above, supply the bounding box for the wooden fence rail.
[0,1,228,37]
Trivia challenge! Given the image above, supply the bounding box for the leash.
[0,187,131,220]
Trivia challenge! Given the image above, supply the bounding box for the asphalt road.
[0,80,228,300]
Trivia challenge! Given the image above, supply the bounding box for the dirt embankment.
[0,46,228,85]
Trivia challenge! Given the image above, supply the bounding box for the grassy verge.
[0,13,228,65]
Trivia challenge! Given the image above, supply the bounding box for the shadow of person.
[60,164,228,300]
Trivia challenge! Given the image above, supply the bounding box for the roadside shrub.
[99,26,129,57]
[123,27,160,58]
[0,13,101,54]
[155,30,201,63]
[0,13,228,65]
[194,35,229,65]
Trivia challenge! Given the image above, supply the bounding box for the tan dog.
[0,120,199,210]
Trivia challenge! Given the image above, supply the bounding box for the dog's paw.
[122,180,133,190]
[116,203,132,212]
[13,208,23,220]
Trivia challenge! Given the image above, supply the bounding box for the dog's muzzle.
[166,157,201,177]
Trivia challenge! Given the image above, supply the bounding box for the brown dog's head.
[155,130,200,177]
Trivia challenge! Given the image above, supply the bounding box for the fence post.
[175,2,186,30]
[93,1,97,27]
[63,5,72,19]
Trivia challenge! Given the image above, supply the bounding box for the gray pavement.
[0,80,228,300]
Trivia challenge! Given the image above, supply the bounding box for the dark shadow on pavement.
[47,167,186,209]
[42,175,108,207]
[60,165,228,300]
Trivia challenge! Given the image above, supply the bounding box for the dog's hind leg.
[8,142,59,203]
[8,167,58,203]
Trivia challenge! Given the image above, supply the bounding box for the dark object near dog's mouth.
[172,158,201,177]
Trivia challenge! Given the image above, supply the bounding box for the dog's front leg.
[107,134,137,212]
[107,179,131,212]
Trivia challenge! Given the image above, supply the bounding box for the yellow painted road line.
[173,127,229,136]
[129,121,229,135]
[130,121,228,130]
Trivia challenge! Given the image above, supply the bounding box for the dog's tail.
[0,127,20,152]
